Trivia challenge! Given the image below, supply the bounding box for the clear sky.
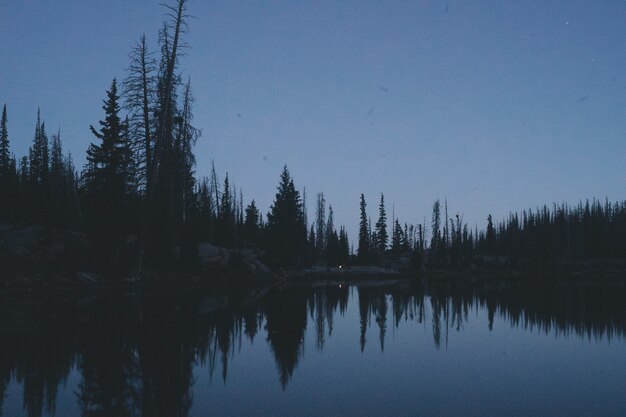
[1,0,625,241]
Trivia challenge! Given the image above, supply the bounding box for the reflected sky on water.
[1,280,625,416]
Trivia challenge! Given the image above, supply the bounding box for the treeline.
[355,194,626,268]
[0,0,624,273]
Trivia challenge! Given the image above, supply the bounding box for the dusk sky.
[1,0,625,241]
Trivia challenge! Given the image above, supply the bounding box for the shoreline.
[1,265,625,297]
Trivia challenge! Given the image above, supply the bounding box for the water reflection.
[0,280,625,416]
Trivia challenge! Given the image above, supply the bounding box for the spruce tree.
[357,194,370,264]
[216,173,234,247]
[375,193,388,255]
[431,200,441,263]
[244,199,260,245]
[315,192,326,254]
[83,79,131,267]
[266,166,307,268]
[28,110,50,221]
[486,214,496,255]
[0,104,16,221]
[0,105,9,175]
[338,226,350,264]
[391,219,403,253]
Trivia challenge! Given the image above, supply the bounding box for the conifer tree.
[486,214,496,254]
[83,79,131,267]
[27,109,50,221]
[315,193,326,254]
[244,199,260,245]
[0,105,9,175]
[357,194,370,264]
[391,219,403,253]
[48,130,67,225]
[374,193,388,255]
[0,104,17,221]
[338,226,350,264]
[216,174,234,247]
[266,166,307,268]
[431,200,442,263]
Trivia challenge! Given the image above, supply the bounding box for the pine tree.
[266,166,307,268]
[375,193,388,255]
[48,130,67,225]
[431,199,441,263]
[83,79,131,267]
[338,226,350,264]
[391,219,403,253]
[357,194,370,265]
[325,205,336,264]
[0,105,9,175]
[486,214,496,254]
[0,104,16,221]
[216,173,234,247]
[27,109,50,221]
[244,199,260,245]
[315,192,326,254]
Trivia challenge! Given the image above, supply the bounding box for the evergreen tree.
[357,194,370,265]
[244,199,260,245]
[486,214,496,254]
[266,166,307,268]
[374,193,388,255]
[338,226,350,264]
[216,174,234,247]
[391,219,403,253]
[0,104,16,221]
[431,199,442,264]
[48,130,67,225]
[0,105,9,175]
[83,79,131,267]
[315,192,326,254]
[325,205,337,264]
[29,111,50,187]
[27,109,50,222]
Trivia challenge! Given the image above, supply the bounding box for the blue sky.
[1,0,625,241]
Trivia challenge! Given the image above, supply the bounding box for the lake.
[1,279,625,416]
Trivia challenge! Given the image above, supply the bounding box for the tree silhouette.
[357,193,370,265]
[266,166,307,268]
[83,79,131,268]
[374,193,388,256]
[0,104,17,222]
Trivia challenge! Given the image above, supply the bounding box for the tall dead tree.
[123,33,157,193]
[137,0,191,271]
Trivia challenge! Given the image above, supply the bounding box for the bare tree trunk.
[136,0,188,276]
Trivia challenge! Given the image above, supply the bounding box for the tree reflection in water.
[0,280,625,416]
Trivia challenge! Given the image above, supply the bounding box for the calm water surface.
[1,280,625,416]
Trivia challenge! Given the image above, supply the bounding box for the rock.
[0,225,44,248]
[197,242,269,273]
[198,242,227,265]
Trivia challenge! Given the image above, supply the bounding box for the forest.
[0,0,624,277]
